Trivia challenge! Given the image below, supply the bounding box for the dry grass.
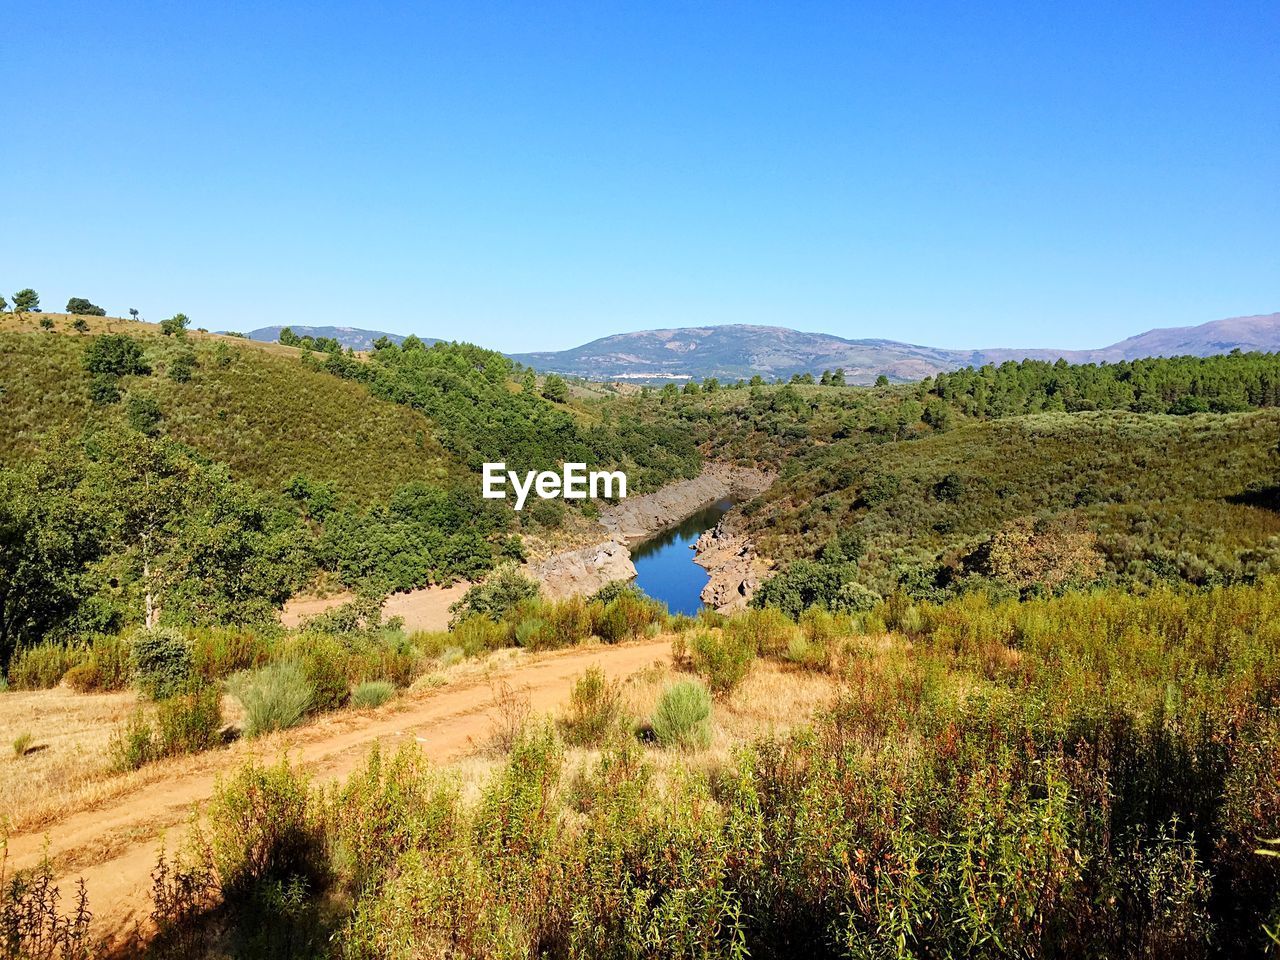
[0,687,142,833]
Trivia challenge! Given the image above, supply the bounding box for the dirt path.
[4,638,670,943]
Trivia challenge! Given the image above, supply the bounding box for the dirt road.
[4,638,670,942]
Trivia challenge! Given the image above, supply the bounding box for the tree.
[0,455,106,666]
[84,430,210,627]
[160,313,189,337]
[278,326,300,346]
[875,374,890,388]
[66,297,106,316]
[0,295,8,312]
[71,317,89,333]
[129,308,140,321]
[542,374,569,403]
[830,368,846,386]
[12,289,39,314]
[521,368,537,394]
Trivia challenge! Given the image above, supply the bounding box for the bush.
[651,680,713,750]
[131,628,194,700]
[83,333,150,376]
[351,680,394,710]
[725,606,795,657]
[561,667,624,746]
[156,685,224,756]
[111,711,157,772]
[190,628,271,681]
[595,590,664,643]
[690,630,755,694]
[6,643,84,690]
[449,563,541,626]
[228,663,313,738]
[450,616,511,657]
[276,633,349,712]
[205,757,326,899]
[65,634,132,692]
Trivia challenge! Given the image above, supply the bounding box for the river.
[629,498,735,616]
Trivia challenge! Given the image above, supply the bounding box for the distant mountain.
[244,326,425,351]
[512,313,1280,384]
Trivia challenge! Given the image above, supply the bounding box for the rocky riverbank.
[599,463,772,543]
[529,463,773,600]
[694,513,770,612]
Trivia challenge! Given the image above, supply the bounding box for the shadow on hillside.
[1227,484,1280,511]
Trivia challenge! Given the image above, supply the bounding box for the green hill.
[748,409,1280,594]
[0,317,458,502]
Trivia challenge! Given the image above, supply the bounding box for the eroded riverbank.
[531,463,773,607]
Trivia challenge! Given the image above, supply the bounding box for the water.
[629,498,735,616]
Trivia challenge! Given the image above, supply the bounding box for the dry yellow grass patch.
[0,687,139,834]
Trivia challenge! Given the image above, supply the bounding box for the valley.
[2,307,1278,958]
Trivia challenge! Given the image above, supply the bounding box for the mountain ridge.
[510,312,1280,383]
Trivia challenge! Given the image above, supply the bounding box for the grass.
[228,663,313,738]
[350,680,395,710]
[651,679,713,750]
[11,732,32,757]
[135,580,1280,957]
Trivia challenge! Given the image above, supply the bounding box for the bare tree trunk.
[142,534,157,628]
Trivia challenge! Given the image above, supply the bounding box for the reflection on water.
[629,499,735,616]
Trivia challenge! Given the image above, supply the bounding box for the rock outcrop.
[694,515,769,612]
[529,539,635,599]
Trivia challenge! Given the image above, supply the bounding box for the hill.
[0,314,457,503]
[244,325,425,351]
[745,409,1280,594]
[512,313,1280,383]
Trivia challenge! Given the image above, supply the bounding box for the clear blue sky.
[4,1,1277,352]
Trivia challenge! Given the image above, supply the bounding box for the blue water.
[630,498,735,616]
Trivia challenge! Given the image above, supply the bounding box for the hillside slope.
[0,315,458,502]
[749,409,1280,590]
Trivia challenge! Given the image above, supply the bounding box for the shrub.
[784,633,830,671]
[651,680,713,750]
[690,630,755,694]
[6,643,84,690]
[83,333,150,376]
[205,757,326,898]
[277,633,349,712]
[111,711,157,771]
[351,680,394,710]
[595,590,664,643]
[156,685,223,756]
[449,563,540,626]
[131,628,194,700]
[725,606,795,657]
[190,628,271,681]
[561,667,624,746]
[63,661,102,693]
[228,663,313,738]
[65,634,133,692]
[541,595,595,648]
[450,616,510,657]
